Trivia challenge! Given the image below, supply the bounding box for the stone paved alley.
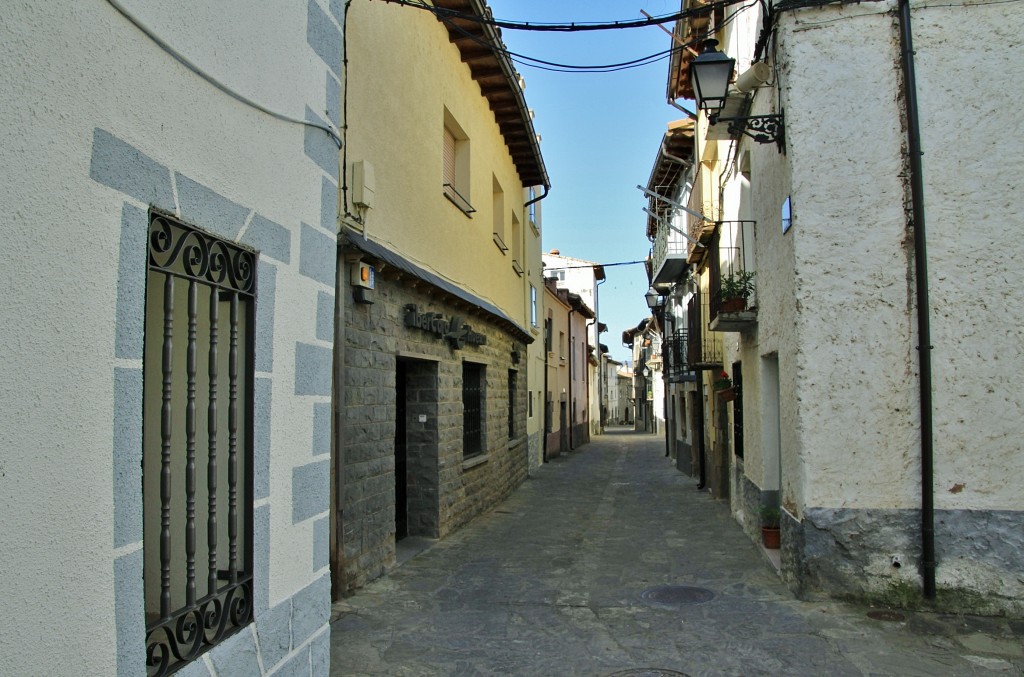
[329,428,1023,676]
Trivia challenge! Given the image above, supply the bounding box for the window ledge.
[493,232,508,253]
[508,435,527,450]
[462,454,489,470]
[443,183,475,216]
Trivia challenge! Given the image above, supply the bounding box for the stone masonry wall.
[340,263,529,593]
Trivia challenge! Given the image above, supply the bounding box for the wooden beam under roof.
[433,0,548,189]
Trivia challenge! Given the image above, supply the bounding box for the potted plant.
[712,371,736,401]
[759,505,781,549]
[719,271,756,312]
[712,371,731,391]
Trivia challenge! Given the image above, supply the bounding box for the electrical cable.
[379,0,724,31]
[545,260,647,270]
[434,9,688,73]
[387,0,762,74]
[104,0,342,148]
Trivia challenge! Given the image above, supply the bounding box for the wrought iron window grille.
[143,210,256,677]
[462,362,484,458]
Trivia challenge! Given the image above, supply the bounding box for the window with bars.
[142,210,255,676]
[507,369,517,440]
[462,362,484,458]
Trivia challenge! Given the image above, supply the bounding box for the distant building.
[543,250,608,436]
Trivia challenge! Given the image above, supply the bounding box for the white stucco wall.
[775,1,1024,515]
[777,4,921,511]
[0,1,337,673]
[911,3,1024,513]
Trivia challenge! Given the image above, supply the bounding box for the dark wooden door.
[395,360,408,541]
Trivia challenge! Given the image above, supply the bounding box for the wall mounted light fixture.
[645,287,665,309]
[690,40,784,151]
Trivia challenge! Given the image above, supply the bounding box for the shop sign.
[403,304,486,350]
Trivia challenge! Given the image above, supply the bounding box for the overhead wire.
[377,0,727,31]
[428,0,760,75]
[545,260,647,270]
[104,0,342,148]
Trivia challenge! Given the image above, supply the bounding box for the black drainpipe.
[696,385,707,490]
[568,307,575,451]
[543,318,550,462]
[898,0,936,600]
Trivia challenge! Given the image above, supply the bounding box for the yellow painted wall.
[544,286,572,434]
[345,0,533,326]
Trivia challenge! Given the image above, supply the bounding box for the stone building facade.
[335,237,531,592]
[335,0,548,596]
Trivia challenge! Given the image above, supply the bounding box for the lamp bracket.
[711,113,785,152]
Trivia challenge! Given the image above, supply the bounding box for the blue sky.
[485,1,688,365]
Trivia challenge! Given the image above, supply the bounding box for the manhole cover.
[606,670,691,677]
[867,609,907,622]
[640,585,715,605]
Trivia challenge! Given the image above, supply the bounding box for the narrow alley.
[329,428,1024,677]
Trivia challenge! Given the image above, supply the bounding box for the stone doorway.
[396,358,440,540]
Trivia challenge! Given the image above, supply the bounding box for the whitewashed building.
[659,0,1024,614]
[543,251,608,435]
[0,1,341,673]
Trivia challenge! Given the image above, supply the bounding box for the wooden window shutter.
[443,127,456,185]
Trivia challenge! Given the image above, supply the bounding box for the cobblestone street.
[330,428,1024,676]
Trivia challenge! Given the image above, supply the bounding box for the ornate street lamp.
[689,40,735,118]
[689,40,785,150]
[645,287,664,309]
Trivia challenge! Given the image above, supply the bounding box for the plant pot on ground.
[759,505,781,549]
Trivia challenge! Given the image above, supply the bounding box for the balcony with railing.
[665,329,697,382]
[686,169,718,264]
[686,291,723,369]
[708,220,757,332]
[651,215,689,285]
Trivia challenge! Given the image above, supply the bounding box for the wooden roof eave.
[434,0,550,190]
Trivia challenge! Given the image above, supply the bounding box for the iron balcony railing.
[664,329,696,381]
[686,290,723,369]
[707,220,757,330]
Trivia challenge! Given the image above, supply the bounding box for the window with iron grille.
[462,362,484,458]
[507,369,517,439]
[732,361,744,458]
[142,209,255,676]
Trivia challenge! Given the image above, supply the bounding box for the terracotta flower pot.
[762,526,781,549]
[718,387,736,402]
[721,297,747,313]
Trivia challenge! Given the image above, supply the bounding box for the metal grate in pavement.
[639,585,715,605]
[606,670,692,677]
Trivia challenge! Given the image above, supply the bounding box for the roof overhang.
[645,119,695,239]
[434,0,550,189]
[666,0,721,103]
